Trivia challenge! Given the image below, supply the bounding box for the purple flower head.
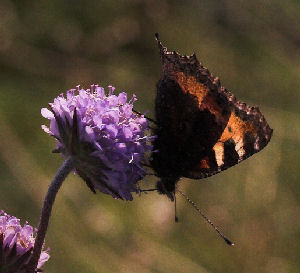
[42,85,153,200]
[0,210,50,272]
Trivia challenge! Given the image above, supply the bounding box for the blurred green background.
[0,1,299,272]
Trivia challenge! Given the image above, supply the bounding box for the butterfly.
[150,34,273,201]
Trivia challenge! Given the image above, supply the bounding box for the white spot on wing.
[254,137,260,150]
[235,137,245,161]
[213,143,224,167]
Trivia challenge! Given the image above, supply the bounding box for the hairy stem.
[27,158,74,272]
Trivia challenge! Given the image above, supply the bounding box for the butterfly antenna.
[132,109,158,125]
[174,193,179,222]
[140,188,158,192]
[177,189,234,246]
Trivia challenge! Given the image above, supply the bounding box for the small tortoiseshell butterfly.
[151,34,273,201]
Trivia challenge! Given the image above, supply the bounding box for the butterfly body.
[151,34,273,200]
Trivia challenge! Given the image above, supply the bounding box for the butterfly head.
[156,176,179,201]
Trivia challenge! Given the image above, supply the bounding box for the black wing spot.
[223,138,239,167]
[243,132,256,158]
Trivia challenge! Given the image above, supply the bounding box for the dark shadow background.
[0,1,299,272]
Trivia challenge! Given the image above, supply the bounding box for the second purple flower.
[0,211,49,272]
[42,85,153,200]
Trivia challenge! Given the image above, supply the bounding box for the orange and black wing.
[185,94,273,179]
[152,34,272,181]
